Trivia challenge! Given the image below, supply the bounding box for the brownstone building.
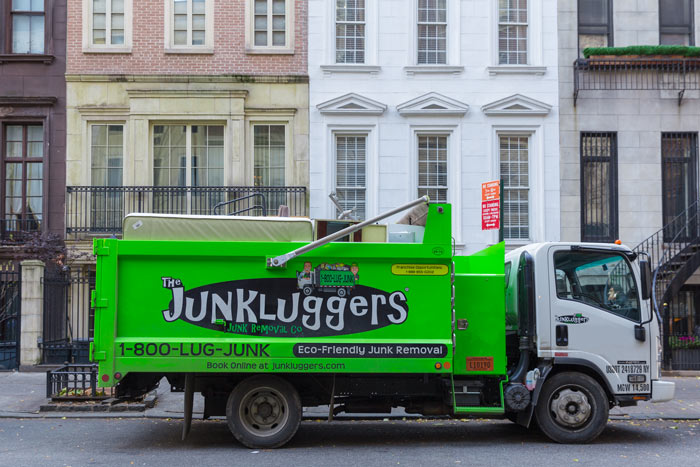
[0,0,67,241]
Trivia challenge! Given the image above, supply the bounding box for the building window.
[581,132,618,243]
[171,0,206,46]
[335,135,366,220]
[660,0,694,45]
[500,135,529,240]
[253,0,287,47]
[417,0,447,65]
[253,125,286,212]
[498,0,528,65]
[578,0,612,54]
[90,0,125,46]
[11,0,45,54]
[662,133,698,241]
[336,0,365,64]
[153,125,224,214]
[417,135,448,203]
[90,125,124,231]
[2,124,43,233]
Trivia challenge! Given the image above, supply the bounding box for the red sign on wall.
[481,181,500,231]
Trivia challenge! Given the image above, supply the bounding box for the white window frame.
[404,0,462,74]
[333,132,369,220]
[491,125,545,245]
[163,0,214,54]
[245,0,295,54]
[335,0,366,64]
[321,0,379,73]
[89,122,125,186]
[82,0,133,53]
[245,119,293,186]
[409,125,461,241]
[489,0,546,73]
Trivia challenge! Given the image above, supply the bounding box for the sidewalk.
[1,371,698,420]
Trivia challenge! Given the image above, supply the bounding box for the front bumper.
[651,380,675,403]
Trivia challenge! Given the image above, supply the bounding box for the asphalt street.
[0,418,698,466]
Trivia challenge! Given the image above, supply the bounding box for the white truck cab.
[505,242,675,442]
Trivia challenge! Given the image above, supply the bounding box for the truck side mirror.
[640,259,652,301]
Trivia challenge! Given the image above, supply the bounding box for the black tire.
[226,375,302,449]
[535,372,608,444]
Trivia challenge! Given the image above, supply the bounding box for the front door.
[548,246,652,396]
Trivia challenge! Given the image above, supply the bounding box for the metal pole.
[267,196,430,267]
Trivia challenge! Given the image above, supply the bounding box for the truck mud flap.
[182,373,194,441]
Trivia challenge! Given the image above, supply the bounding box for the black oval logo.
[161,278,409,337]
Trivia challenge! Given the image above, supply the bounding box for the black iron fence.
[573,57,700,104]
[0,263,21,370]
[65,186,308,239]
[664,291,700,371]
[42,266,95,364]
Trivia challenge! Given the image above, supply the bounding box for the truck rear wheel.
[535,372,608,444]
[226,375,302,448]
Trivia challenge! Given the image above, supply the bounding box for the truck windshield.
[554,250,641,321]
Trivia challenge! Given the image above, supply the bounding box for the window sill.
[164,47,214,55]
[404,65,464,76]
[0,54,54,64]
[487,65,547,76]
[245,47,295,55]
[320,64,381,75]
[83,46,133,54]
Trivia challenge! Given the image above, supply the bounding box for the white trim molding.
[317,93,388,116]
[397,92,469,117]
[481,94,552,116]
[404,65,464,76]
[163,0,215,54]
[82,0,133,53]
[320,64,382,75]
[486,65,547,76]
[245,0,295,54]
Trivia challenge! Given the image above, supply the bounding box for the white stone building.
[309,0,561,253]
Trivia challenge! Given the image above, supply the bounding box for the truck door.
[548,247,652,396]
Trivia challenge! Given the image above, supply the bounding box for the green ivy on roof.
[583,45,700,58]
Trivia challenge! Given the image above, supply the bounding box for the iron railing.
[634,198,700,369]
[0,263,21,371]
[573,57,700,105]
[42,266,95,365]
[65,186,308,239]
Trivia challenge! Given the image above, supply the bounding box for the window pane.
[272,31,285,46]
[193,14,206,30]
[193,0,206,14]
[273,0,285,14]
[578,0,608,25]
[112,0,124,13]
[12,15,30,53]
[27,125,43,143]
[417,0,447,65]
[500,135,529,240]
[29,15,44,53]
[93,0,106,13]
[660,0,693,27]
[12,0,31,10]
[30,0,44,11]
[554,251,641,321]
[173,0,187,14]
[93,29,106,44]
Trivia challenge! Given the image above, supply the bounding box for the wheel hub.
[550,388,591,428]
[241,389,288,436]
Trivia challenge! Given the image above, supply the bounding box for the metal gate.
[0,263,21,370]
[42,266,95,364]
[665,288,700,371]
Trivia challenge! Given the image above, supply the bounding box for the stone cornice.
[65,74,309,84]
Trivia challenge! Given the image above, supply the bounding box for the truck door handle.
[556,325,568,346]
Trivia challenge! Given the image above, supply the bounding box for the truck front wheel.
[535,372,608,444]
[226,375,302,448]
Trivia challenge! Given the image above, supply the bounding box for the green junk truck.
[90,197,675,448]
